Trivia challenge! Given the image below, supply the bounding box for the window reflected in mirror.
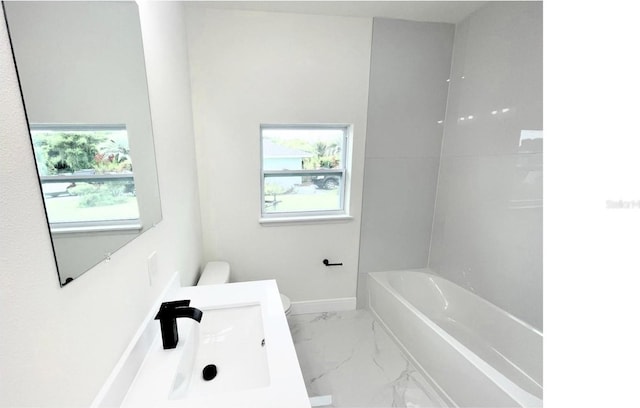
[30,125,141,231]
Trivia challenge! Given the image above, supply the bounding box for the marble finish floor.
[288,309,444,408]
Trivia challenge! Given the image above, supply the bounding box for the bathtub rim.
[370,268,543,336]
[367,269,543,407]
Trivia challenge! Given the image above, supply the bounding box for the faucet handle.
[160,299,191,309]
[155,300,191,320]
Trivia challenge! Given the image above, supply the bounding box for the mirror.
[4,1,162,286]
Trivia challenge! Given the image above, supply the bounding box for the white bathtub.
[368,269,542,408]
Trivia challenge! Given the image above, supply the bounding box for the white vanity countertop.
[120,280,310,408]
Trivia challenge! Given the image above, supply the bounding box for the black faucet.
[154,300,203,349]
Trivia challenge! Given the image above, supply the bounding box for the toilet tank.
[197,261,230,286]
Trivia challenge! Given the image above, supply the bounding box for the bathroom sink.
[169,304,270,400]
[107,280,310,408]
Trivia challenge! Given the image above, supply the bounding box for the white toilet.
[197,261,292,316]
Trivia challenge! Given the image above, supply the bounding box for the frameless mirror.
[4,1,162,286]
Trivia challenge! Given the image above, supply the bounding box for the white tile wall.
[357,18,454,308]
[359,157,440,273]
[429,2,543,329]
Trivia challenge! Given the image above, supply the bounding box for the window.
[29,125,140,232]
[260,125,350,219]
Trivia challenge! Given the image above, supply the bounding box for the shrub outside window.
[260,125,350,219]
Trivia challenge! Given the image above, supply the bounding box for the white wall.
[429,2,543,329]
[0,2,202,406]
[185,6,372,303]
[357,18,454,307]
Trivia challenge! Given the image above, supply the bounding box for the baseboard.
[290,297,356,315]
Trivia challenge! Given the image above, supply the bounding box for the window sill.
[259,214,353,226]
[51,223,142,235]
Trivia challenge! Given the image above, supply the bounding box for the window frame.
[259,124,351,221]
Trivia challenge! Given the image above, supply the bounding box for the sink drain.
[202,364,217,381]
